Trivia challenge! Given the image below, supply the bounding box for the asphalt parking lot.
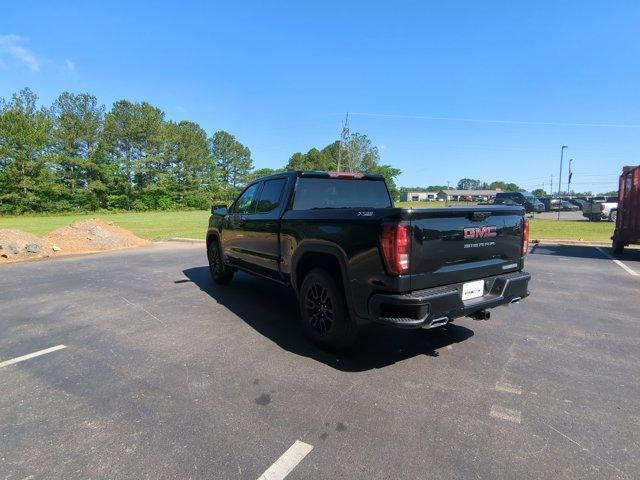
[1,242,639,479]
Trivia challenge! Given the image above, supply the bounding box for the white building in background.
[436,189,499,201]
[404,191,439,202]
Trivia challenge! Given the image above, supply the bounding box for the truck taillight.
[380,221,410,275]
[522,217,530,256]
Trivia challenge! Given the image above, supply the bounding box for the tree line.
[400,179,609,199]
[452,178,600,197]
[0,88,255,213]
[0,88,401,214]
[399,179,523,196]
[250,133,401,200]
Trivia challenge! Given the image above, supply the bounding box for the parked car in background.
[540,197,561,212]
[494,191,545,213]
[567,198,588,209]
[582,197,618,221]
[612,165,640,254]
[533,196,545,210]
[560,200,580,211]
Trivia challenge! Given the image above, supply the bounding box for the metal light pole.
[558,146,568,220]
[337,112,349,172]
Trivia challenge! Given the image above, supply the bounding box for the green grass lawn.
[0,210,614,243]
[529,218,613,242]
[0,210,211,241]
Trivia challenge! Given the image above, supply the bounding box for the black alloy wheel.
[298,268,359,349]
[208,239,234,285]
[305,282,335,336]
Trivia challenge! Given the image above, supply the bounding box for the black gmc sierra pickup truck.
[206,171,531,349]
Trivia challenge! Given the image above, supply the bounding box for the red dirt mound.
[0,229,46,263]
[43,219,148,254]
[0,219,149,264]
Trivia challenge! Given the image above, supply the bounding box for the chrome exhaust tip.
[509,296,522,304]
[423,316,449,329]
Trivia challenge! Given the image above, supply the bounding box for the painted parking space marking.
[490,405,522,424]
[545,423,626,477]
[495,381,522,395]
[257,440,313,480]
[595,247,639,276]
[0,345,67,369]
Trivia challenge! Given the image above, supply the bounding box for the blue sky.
[2,1,639,193]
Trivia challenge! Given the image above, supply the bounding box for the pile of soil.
[0,219,148,264]
[43,219,148,253]
[0,229,46,262]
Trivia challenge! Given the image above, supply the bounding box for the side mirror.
[211,204,228,216]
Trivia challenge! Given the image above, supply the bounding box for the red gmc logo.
[464,226,498,239]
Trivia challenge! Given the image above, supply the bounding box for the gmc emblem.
[464,226,498,239]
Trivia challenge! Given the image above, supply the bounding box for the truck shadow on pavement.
[182,266,474,372]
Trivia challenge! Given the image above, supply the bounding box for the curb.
[534,240,639,250]
[533,239,611,247]
[166,237,206,243]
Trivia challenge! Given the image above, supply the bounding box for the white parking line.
[490,405,522,424]
[257,440,313,480]
[0,345,67,369]
[595,247,639,276]
[495,381,522,395]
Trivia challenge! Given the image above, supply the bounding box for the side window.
[255,178,287,213]
[234,183,260,214]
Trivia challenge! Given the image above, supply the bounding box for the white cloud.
[65,58,75,72]
[0,34,41,71]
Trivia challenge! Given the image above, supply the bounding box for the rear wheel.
[208,239,234,285]
[299,268,359,350]
[609,209,617,223]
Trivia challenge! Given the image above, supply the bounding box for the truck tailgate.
[409,207,524,290]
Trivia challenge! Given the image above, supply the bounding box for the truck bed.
[280,204,526,319]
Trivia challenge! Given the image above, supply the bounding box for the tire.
[609,209,617,223]
[207,238,234,285]
[299,268,359,350]
[612,235,624,255]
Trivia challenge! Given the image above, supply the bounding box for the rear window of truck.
[292,178,392,210]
